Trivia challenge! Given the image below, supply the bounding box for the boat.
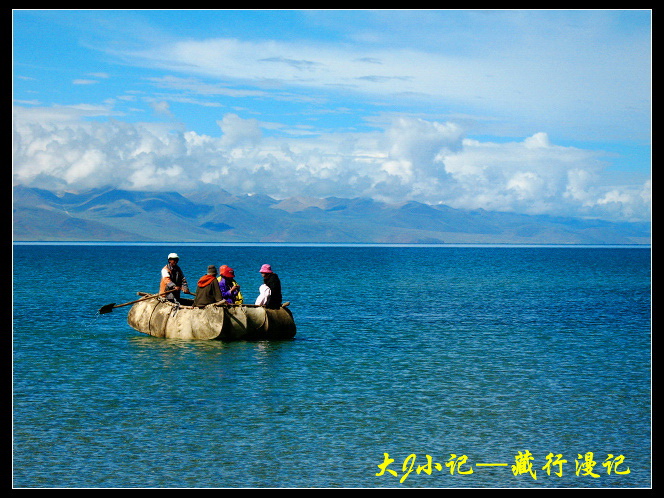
[126,292,296,341]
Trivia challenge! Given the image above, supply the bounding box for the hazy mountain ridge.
[12,185,651,244]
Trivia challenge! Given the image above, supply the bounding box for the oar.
[98,290,173,315]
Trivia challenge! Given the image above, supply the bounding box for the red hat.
[220,266,235,278]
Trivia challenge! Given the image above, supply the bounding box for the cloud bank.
[12,107,650,222]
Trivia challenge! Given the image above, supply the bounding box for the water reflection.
[125,333,299,378]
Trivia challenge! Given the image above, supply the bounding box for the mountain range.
[12,185,651,244]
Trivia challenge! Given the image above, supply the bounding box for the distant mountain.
[12,185,651,244]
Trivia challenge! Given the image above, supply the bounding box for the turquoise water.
[13,244,651,488]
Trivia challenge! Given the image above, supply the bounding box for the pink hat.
[259,264,273,273]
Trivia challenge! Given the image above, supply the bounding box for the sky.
[12,9,651,222]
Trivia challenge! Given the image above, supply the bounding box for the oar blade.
[98,303,116,314]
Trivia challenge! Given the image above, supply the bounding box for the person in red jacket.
[193,265,223,307]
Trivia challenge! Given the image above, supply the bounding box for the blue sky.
[12,9,651,222]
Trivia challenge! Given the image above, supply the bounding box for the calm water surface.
[13,244,651,488]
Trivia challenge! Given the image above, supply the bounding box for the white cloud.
[114,24,649,142]
[149,100,173,116]
[12,107,651,222]
[217,113,262,148]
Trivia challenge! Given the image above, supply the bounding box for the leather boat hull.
[127,294,296,341]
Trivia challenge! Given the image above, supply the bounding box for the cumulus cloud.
[442,135,602,214]
[12,106,651,222]
[217,113,262,148]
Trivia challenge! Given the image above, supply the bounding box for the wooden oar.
[98,290,173,315]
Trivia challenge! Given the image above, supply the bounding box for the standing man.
[160,252,191,302]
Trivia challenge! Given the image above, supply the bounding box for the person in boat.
[160,252,192,302]
[255,264,282,309]
[218,265,243,304]
[193,265,224,307]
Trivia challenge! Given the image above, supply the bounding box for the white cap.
[168,253,179,259]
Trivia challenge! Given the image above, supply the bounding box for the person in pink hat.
[255,264,283,308]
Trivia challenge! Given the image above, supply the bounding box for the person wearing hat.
[255,264,282,309]
[193,265,224,307]
[217,265,243,304]
[159,252,191,302]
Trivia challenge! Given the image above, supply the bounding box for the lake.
[12,244,651,488]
